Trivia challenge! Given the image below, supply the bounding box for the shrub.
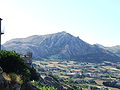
[0,50,25,74]
[0,50,38,82]
[31,81,57,90]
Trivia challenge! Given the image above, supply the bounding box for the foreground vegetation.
[0,50,57,90]
[0,50,38,82]
[31,81,57,90]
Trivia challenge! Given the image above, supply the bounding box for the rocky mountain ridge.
[95,44,120,57]
[0,66,69,90]
[3,31,120,63]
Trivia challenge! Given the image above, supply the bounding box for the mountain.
[95,44,120,57]
[108,45,120,56]
[1,45,6,50]
[3,31,120,63]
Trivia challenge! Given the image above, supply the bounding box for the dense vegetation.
[0,50,38,82]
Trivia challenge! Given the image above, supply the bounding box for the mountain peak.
[56,31,68,35]
[60,31,67,33]
[55,31,73,37]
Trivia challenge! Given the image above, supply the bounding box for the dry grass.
[2,72,11,81]
[2,72,22,83]
[102,66,120,71]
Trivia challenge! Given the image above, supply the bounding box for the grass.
[2,72,11,81]
[2,72,23,84]
[31,81,57,90]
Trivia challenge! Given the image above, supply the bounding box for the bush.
[31,81,57,90]
[0,50,25,74]
[0,50,38,81]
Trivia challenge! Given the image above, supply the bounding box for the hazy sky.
[0,0,120,46]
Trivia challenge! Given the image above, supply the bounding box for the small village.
[33,59,120,90]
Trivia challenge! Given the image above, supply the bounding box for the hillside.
[3,31,120,63]
[107,45,120,56]
[95,44,120,57]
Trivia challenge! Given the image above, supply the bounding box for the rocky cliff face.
[38,73,73,90]
[0,67,40,90]
[39,76,63,90]
[3,31,120,63]
[0,67,11,90]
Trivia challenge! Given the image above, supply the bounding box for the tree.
[0,50,38,81]
[0,50,24,73]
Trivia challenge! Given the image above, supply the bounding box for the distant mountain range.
[2,31,120,63]
[94,44,120,57]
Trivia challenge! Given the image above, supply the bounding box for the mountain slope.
[3,31,120,62]
[95,44,120,57]
[108,45,120,56]
[1,45,6,50]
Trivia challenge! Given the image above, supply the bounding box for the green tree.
[0,50,25,73]
[0,50,38,81]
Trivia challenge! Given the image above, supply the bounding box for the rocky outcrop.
[0,67,3,74]
[0,68,64,90]
[38,75,64,90]
[0,67,9,90]
[44,76,63,90]
[38,74,74,90]
[0,67,23,90]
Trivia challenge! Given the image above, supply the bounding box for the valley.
[33,59,120,90]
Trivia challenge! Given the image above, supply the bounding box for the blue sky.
[0,0,120,46]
